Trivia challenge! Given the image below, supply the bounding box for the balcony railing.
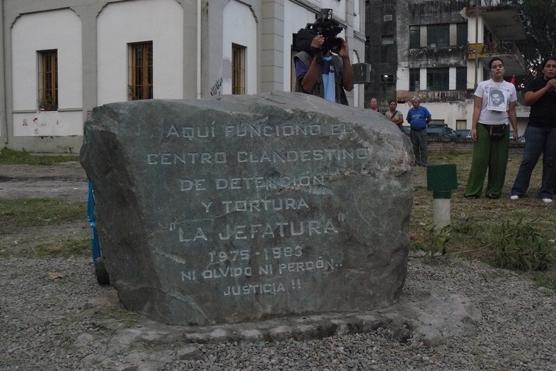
[474,0,520,8]
[397,90,474,103]
[466,41,520,60]
[408,45,467,65]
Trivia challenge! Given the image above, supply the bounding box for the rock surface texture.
[80,91,413,325]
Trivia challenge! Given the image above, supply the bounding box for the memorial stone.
[80,91,413,325]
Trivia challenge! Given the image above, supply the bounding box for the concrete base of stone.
[84,285,479,345]
[181,312,402,343]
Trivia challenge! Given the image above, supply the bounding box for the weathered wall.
[2,0,198,152]
[407,0,467,25]
[97,0,184,104]
[283,2,314,92]
[394,0,473,128]
[221,1,258,95]
[2,0,364,152]
[11,9,83,137]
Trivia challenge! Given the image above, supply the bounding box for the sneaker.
[510,195,519,200]
[542,198,553,204]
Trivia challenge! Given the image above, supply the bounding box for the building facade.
[0,0,366,153]
[366,0,528,133]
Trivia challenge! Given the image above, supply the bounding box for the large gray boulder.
[80,91,413,325]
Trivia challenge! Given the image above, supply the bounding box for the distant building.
[0,0,366,153]
[365,0,528,133]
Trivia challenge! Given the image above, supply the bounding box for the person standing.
[406,97,431,166]
[464,57,518,199]
[369,97,379,111]
[384,98,404,130]
[294,34,353,105]
[510,57,556,203]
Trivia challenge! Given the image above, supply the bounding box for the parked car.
[427,124,457,139]
[455,129,471,139]
[400,124,458,140]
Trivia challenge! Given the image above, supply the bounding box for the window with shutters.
[427,24,449,48]
[128,41,153,100]
[410,68,420,91]
[456,120,467,130]
[409,25,420,48]
[456,67,467,90]
[232,43,246,95]
[427,68,449,91]
[38,49,58,111]
[457,23,468,47]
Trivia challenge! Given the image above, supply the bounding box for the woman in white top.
[464,57,518,199]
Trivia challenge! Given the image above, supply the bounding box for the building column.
[449,67,456,90]
[182,0,198,98]
[260,0,284,92]
[204,1,224,97]
[72,4,100,120]
[0,0,7,144]
[420,68,427,91]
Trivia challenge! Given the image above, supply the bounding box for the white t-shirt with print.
[474,79,517,125]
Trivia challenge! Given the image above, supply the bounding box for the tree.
[519,0,556,72]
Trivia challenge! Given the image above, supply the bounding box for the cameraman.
[294,34,353,105]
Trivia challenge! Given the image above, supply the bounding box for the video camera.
[293,9,344,54]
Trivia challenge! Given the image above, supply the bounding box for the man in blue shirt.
[406,96,432,166]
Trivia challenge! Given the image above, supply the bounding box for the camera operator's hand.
[310,35,325,50]
[338,38,349,58]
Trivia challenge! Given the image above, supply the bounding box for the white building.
[0,0,366,153]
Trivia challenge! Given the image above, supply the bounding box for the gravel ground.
[1,163,555,370]
[0,254,554,370]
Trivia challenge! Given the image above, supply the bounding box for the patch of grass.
[0,198,86,234]
[486,219,553,271]
[0,227,90,258]
[35,237,90,257]
[531,270,556,291]
[412,224,450,258]
[0,148,78,165]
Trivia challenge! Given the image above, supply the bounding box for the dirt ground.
[0,161,88,201]
[0,161,89,259]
